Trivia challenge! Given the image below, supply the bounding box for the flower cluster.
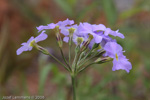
[17,19,132,73]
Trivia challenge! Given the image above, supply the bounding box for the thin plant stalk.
[69,36,72,66]
[71,75,76,100]
[78,63,95,73]
[47,53,70,72]
[59,47,71,70]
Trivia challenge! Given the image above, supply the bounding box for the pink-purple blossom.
[103,42,132,73]
[17,19,132,73]
[36,19,74,32]
[16,31,48,55]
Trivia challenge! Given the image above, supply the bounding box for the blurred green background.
[0,0,150,100]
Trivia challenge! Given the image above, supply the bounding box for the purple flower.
[111,29,125,39]
[62,24,87,44]
[103,42,132,73]
[72,34,88,46]
[92,24,106,31]
[112,56,132,73]
[61,24,78,42]
[36,18,74,32]
[78,23,104,43]
[16,31,48,55]
[104,28,125,39]
[63,37,70,43]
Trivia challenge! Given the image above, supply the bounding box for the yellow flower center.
[115,53,118,61]
[76,37,84,45]
[29,40,36,47]
[69,27,75,36]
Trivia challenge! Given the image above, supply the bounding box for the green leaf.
[67,0,77,7]
[54,0,74,17]
[101,0,117,25]
[76,2,97,22]
[21,73,30,97]
[120,8,142,19]
[0,20,9,84]
[38,64,53,95]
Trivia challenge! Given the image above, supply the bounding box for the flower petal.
[27,36,34,44]
[110,30,125,39]
[36,23,56,32]
[16,45,28,55]
[92,24,106,31]
[112,58,132,73]
[35,31,48,43]
[63,37,69,43]
[78,23,92,34]
[60,27,69,36]
[103,42,123,56]
[94,35,102,43]
[57,18,74,26]
[104,28,112,36]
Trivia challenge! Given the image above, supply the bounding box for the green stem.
[33,44,70,72]
[72,53,77,71]
[48,53,70,72]
[71,75,76,100]
[72,45,79,70]
[77,50,104,70]
[59,48,71,71]
[78,63,95,73]
[77,49,92,65]
[69,45,71,65]
[69,36,72,66]
[78,52,84,61]
[77,53,96,70]
[74,52,81,72]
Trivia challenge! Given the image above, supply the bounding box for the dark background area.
[0,0,150,100]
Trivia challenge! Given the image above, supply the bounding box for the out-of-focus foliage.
[0,0,150,100]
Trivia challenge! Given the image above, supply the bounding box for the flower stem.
[71,75,76,100]
[47,53,70,72]
[78,63,95,73]
[77,49,93,65]
[77,53,95,70]
[69,36,72,66]
[59,47,71,70]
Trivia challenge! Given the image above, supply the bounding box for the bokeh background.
[0,0,150,100]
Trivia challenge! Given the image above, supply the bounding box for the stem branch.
[78,63,95,73]
[59,48,71,70]
[48,53,70,72]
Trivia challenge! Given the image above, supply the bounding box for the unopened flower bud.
[56,34,63,48]
[88,34,93,40]
[92,45,102,52]
[54,26,63,48]
[81,34,93,51]
[95,57,113,64]
[36,45,50,55]
[91,43,99,50]
[95,50,105,57]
